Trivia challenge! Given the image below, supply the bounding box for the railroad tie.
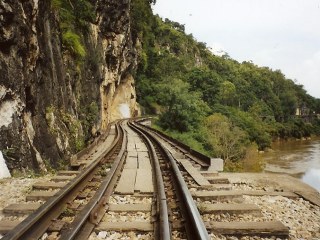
[199,170,219,177]
[32,181,66,190]
[25,190,57,201]
[50,175,74,182]
[198,203,261,215]
[207,221,289,237]
[0,220,21,235]
[205,177,230,184]
[96,204,153,233]
[108,203,151,212]
[192,190,299,200]
[179,159,211,187]
[57,170,80,176]
[96,222,153,232]
[3,203,41,215]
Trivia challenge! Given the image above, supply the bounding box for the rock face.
[0,0,139,174]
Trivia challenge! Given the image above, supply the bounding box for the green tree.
[158,79,209,132]
[186,68,222,106]
[204,113,249,161]
[218,81,236,106]
[248,101,274,121]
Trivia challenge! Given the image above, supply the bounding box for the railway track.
[131,120,291,239]
[1,118,318,239]
[129,121,209,239]
[0,120,126,240]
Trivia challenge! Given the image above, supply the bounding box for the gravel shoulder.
[218,172,320,240]
[0,175,53,218]
[222,172,320,207]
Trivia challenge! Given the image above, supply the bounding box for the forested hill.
[131,0,320,169]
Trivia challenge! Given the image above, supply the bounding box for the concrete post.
[207,158,224,172]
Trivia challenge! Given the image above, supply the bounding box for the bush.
[62,30,86,58]
[152,121,210,156]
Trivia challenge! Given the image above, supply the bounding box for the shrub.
[62,30,86,58]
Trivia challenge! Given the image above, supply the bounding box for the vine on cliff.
[51,0,95,58]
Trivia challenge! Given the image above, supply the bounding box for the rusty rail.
[128,121,171,240]
[59,121,127,240]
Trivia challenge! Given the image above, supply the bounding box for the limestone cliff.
[0,0,140,174]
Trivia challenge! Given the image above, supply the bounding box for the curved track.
[129,121,210,240]
[0,118,295,240]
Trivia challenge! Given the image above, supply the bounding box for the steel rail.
[132,121,210,240]
[2,122,123,240]
[136,119,211,167]
[59,120,127,240]
[128,121,171,240]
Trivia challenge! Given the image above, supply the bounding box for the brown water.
[262,138,320,192]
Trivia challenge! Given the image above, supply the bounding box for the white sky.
[153,0,320,98]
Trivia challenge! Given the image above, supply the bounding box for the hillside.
[131,0,320,170]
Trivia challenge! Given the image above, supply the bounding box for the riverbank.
[223,172,320,216]
[261,137,320,191]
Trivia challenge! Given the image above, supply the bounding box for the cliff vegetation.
[0,0,139,174]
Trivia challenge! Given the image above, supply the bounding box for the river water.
[262,138,320,192]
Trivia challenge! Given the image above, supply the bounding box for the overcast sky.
[153,0,320,99]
